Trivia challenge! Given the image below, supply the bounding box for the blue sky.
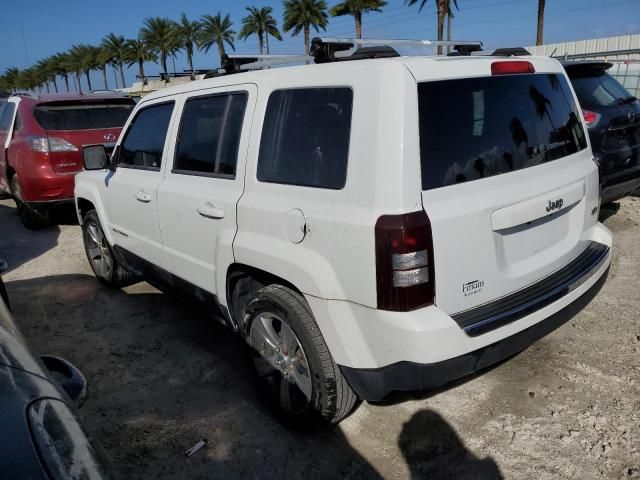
[1,0,639,89]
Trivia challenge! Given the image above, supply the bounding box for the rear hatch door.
[409,58,598,315]
[34,98,134,173]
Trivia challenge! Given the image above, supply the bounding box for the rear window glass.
[34,100,134,130]
[257,88,353,189]
[568,71,632,106]
[418,73,587,191]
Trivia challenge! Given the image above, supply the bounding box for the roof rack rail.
[10,91,36,98]
[218,54,313,74]
[491,47,531,57]
[310,37,483,63]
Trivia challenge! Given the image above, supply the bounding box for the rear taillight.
[491,61,535,75]
[27,136,78,153]
[582,109,601,129]
[375,210,435,311]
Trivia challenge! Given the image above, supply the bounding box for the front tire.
[245,284,358,424]
[81,210,136,287]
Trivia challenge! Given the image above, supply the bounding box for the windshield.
[34,100,134,131]
[568,71,633,106]
[418,73,588,191]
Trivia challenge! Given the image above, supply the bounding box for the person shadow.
[398,410,503,480]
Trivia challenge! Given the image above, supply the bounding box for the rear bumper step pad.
[451,241,610,337]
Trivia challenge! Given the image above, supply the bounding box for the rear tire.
[81,210,137,287]
[11,176,51,230]
[244,284,358,424]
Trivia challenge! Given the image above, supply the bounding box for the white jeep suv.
[75,39,612,424]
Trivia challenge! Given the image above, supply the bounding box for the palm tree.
[141,17,178,81]
[97,47,113,89]
[329,0,387,39]
[101,33,127,88]
[174,13,201,78]
[68,44,98,92]
[124,38,157,86]
[405,0,458,55]
[198,13,236,67]
[35,58,54,93]
[283,0,329,54]
[239,7,282,55]
[536,0,545,46]
[51,53,71,93]
[262,8,282,54]
[3,68,21,92]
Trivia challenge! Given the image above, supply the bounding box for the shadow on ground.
[0,201,60,272]
[5,273,500,479]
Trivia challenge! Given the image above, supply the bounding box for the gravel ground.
[0,197,638,480]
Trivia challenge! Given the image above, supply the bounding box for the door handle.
[197,203,225,219]
[135,191,152,203]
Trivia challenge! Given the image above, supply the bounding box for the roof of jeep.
[140,54,564,103]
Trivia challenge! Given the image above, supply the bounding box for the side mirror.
[82,145,110,171]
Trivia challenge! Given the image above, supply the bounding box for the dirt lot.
[0,197,638,479]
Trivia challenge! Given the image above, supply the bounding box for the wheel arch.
[226,263,305,333]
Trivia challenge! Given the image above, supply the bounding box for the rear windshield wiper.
[617,96,638,105]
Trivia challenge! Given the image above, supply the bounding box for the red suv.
[0,93,135,228]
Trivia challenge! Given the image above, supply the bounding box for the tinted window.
[418,74,587,191]
[174,93,247,177]
[34,100,134,130]
[0,103,15,132]
[568,71,632,106]
[119,102,174,170]
[258,88,353,189]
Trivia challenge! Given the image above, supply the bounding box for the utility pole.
[446,12,452,55]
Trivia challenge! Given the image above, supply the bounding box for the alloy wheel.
[249,312,313,413]
[85,222,113,280]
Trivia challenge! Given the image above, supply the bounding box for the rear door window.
[118,102,174,171]
[418,73,587,190]
[0,103,15,132]
[34,100,134,130]
[257,88,353,189]
[173,92,247,177]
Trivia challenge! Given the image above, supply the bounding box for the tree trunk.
[162,54,169,81]
[63,74,70,93]
[188,44,195,79]
[119,61,125,88]
[52,77,58,93]
[101,66,108,89]
[85,71,92,91]
[172,55,176,75]
[138,60,145,82]
[259,33,264,55]
[446,11,452,55]
[218,42,225,68]
[536,0,545,46]
[44,82,50,94]
[355,12,362,39]
[437,1,445,56]
[266,33,270,55]
[75,73,82,93]
[304,24,310,54]
[112,65,118,88]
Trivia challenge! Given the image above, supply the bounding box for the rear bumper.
[339,266,609,401]
[600,165,640,204]
[305,224,612,400]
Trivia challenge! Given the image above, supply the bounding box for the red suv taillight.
[582,109,601,129]
[375,210,435,311]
